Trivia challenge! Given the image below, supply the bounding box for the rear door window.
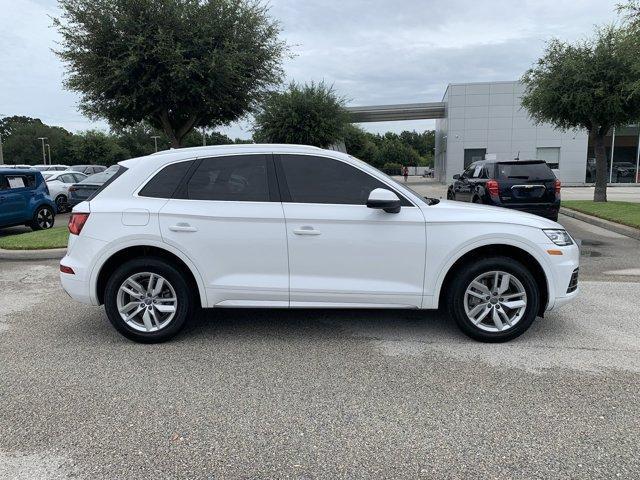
[183,155,270,202]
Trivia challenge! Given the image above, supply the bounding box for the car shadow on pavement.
[179,308,468,344]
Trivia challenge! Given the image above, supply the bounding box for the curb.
[0,247,66,261]
[560,207,640,241]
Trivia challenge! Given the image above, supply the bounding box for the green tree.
[70,130,129,166]
[1,117,74,165]
[55,0,287,148]
[521,25,640,202]
[253,81,350,147]
[343,125,380,165]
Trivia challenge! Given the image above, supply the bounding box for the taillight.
[68,213,90,235]
[486,179,499,197]
[554,179,561,195]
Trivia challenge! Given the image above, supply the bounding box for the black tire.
[55,195,68,213]
[30,205,55,231]
[446,256,540,342]
[104,257,195,343]
[447,189,455,200]
[472,196,482,204]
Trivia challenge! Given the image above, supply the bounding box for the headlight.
[543,229,573,246]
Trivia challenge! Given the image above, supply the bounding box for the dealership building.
[349,80,640,185]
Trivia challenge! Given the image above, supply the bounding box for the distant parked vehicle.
[43,171,88,212]
[585,158,638,183]
[70,165,107,175]
[31,164,70,172]
[0,168,56,230]
[447,160,561,221]
[67,165,120,208]
[3,164,32,169]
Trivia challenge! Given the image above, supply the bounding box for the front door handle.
[169,223,198,232]
[293,226,321,236]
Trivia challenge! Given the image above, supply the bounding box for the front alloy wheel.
[447,256,539,342]
[463,271,527,332]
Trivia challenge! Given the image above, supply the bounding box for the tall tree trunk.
[159,110,181,148]
[592,129,608,202]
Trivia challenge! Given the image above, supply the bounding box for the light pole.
[46,144,51,165]
[202,128,206,146]
[151,135,161,153]
[0,133,4,165]
[37,137,48,164]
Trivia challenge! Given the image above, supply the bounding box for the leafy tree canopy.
[55,0,287,147]
[253,81,350,148]
[521,24,640,201]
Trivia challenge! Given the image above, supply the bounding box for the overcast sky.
[0,0,621,139]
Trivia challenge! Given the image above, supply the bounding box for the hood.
[422,199,562,229]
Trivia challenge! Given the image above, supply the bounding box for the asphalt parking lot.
[1,214,639,479]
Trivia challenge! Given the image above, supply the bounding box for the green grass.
[0,226,69,250]
[563,200,640,229]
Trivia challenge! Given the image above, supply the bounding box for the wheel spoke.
[467,302,488,320]
[152,277,165,296]
[119,301,139,314]
[497,308,512,327]
[502,292,525,301]
[502,299,526,309]
[155,304,176,313]
[149,308,161,329]
[124,305,144,321]
[467,289,486,300]
[141,309,154,331]
[472,305,492,325]
[498,273,511,294]
[492,308,504,330]
[146,274,156,294]
[470,281,490,295]
[492,272,500,292]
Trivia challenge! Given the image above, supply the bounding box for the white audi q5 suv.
[60,144,579,343]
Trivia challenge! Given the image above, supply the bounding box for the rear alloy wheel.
[104,257,194,343]
[55,195,68,213]
[30,206,55,231]
[447,256,539,342]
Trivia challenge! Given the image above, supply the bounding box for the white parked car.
[60,145,579,343]
[43,171,88,212]
[31,164,70,172]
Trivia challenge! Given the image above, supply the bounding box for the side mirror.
[367,188,401,214]
[452,174,460,180]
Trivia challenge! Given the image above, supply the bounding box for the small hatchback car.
[447,160,561,221]
[60,145,579,343]
[0,169,56,230]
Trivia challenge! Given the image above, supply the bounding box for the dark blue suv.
[0,169,57,231]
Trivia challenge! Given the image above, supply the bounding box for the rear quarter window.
[139,161,194,198]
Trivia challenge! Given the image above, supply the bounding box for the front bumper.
[543,242,580,312]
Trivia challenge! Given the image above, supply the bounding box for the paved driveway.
[1,216,639,479]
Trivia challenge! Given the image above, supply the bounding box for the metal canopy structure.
[347,102,446,123]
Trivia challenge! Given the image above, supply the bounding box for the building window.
[464,149,486,168]
[536,147,560,170]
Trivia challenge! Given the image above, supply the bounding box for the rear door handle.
[293,226,321,236]
[169,223,198,232]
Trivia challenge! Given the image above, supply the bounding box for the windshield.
[80,165,119,184]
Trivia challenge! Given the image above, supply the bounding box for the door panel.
[159,200,289,306]
[158,154,288,307]
[283,203,426,307]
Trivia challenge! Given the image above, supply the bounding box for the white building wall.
[437,81,588,184]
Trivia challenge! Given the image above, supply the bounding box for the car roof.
[119,143,332,169]
[0,168,41,175]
